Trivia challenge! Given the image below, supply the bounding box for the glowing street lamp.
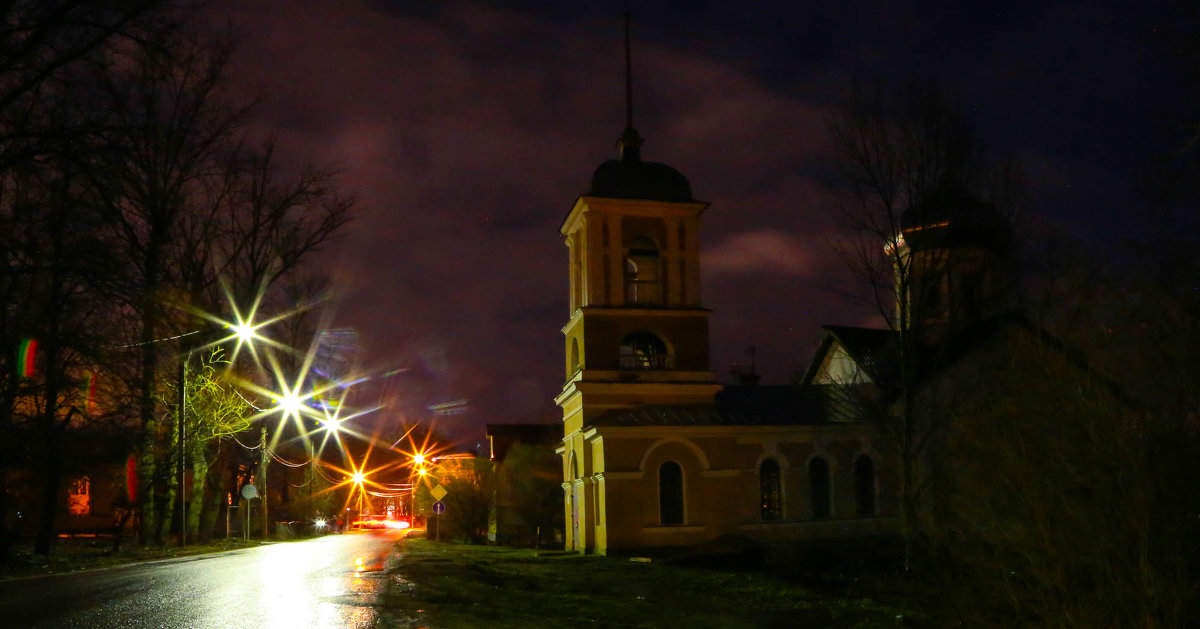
[175,292,285,547]
[274,390,305,420]
[229,321,260,345]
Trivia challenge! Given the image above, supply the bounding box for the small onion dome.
[900,186,1013,254]
[588,127,693,202]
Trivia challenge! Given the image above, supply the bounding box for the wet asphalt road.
[0,530,410,629]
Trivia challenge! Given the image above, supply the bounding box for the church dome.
[900,186,1013,254]
[587,127,693,202]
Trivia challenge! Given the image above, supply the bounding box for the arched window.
[624,235,662,305]
[619,332,672,369]
[659,461,684,525]
[855,455,876,516]
[569,338,581,374]
[808,457,830,519]
[759,459,782,521]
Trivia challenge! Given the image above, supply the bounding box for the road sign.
[430,484,447,501]
[432,500,445,514]
[240,484,258,500]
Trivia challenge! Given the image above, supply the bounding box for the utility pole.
[260,426,268,538]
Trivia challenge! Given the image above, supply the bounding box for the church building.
[554,113,893,554]
[551,17,1030,556]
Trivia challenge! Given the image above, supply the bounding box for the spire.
[618,10,643,163]
[624,10,633,131]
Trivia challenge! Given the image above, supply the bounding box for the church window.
[855,455,876,516]
[808,457,830,519]
[619,332,672,369]
[624,235,662,305]
[570,338,581,374]
[759,459,782,520]
[659,461,684,525]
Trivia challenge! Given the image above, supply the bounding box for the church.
[553,120,904,555]
[550,83,1030,556]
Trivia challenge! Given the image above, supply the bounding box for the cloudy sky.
[205,0,1194,441]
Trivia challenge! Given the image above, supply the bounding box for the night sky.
[205,1,1194,441]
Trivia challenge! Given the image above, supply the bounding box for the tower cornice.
[560,195,710,236]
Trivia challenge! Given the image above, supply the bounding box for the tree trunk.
[197,443,227,542]
[137,443,157,545]
[186,454,209,540]
[137,229,164,545]
[34,359,65,555]
[33,429,63,555]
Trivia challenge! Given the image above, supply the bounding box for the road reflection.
[252,530,405,629]
[0,529,414,629]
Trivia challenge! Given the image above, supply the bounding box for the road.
[0,530,411,629]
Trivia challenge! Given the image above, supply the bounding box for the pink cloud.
[705,229,817,277]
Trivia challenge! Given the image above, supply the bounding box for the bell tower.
[555,15,720,439]
[895,185,1015,341]
[555,14,722,555]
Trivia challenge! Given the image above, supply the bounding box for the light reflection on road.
[228,531,403,629]
[0,529,412,629]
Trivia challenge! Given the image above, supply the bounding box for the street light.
[175,306,275,546]
[351,470,366,517]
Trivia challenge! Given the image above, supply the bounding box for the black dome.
[587,127,693,202]
[589,159,693,201]
[900,186,1012,254]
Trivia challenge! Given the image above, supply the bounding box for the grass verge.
[382,538,920,628]
[0,536,265,579]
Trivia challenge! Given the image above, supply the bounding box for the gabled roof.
[800,312,1126,406]
[800,325,899,387]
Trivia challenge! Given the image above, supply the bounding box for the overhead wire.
[114,329,204,348]
[269,449,310,468]
[232,434,262,451]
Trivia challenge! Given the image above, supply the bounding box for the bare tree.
[0,1,167,170]
[826,78,1024,570]
[0,0,170,563]
[81,21,354,544]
